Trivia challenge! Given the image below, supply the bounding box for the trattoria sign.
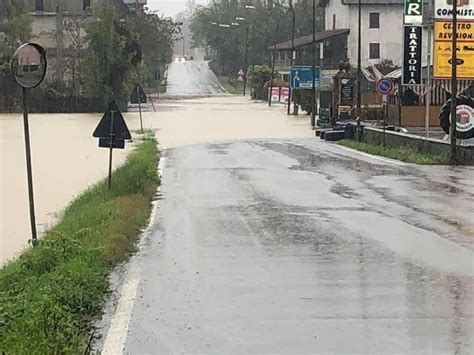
[403,25,423,85]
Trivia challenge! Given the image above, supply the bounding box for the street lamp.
[356,0,362,139]
[311,0,316,127]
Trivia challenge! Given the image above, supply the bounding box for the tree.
[190,0,324,77]
[128,7,176,87]
[63,15,88,95]
[82,6,142,108]
[0,0,33,62]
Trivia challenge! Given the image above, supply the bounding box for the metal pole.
[425,26,432,138]
[137,86,143,133]
[383,96,387,147]
[269,23,278,107]
[287,1,295,115]
[243,26,249,96]
[311,0,316,127]
[108,109,115,190]
[21,87,38,244]
[450,0,457,164]
[356,0,362,140]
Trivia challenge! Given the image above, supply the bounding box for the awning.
[267,29,349,51]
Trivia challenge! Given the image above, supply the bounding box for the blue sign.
[290,66,321,89]
[376,78,394,96]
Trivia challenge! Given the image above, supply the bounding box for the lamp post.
[311,0,316,127]
[450,0,458,163]
[269,23,279,106]
[271,0,296,115]
[356,0,362,140]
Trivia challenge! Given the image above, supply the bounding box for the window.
[369,43,380,59]
[35,0,43,12]
[369,13,379,28]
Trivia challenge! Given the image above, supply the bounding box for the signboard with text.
[404,0,423,24]
[434,20,474,78]
[435,0,474,20]
[403,25,423,85]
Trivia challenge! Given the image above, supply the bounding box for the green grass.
[339,139,448,165]
[218,76,243,95]
[0,134,160,353]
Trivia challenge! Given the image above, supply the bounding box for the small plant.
[339,139,448,165]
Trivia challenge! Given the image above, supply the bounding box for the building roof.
[268,29,349,51]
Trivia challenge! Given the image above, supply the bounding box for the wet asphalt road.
[164,60,227,97]
[101,61,474,354]
[119,140,473,354]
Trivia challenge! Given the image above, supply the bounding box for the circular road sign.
[376,78,394,96]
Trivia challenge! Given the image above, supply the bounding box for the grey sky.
[147,0,208,18]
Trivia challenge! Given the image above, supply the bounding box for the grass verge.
[0,134,160,353]
[218,76,243,95]
[339,139,448,165]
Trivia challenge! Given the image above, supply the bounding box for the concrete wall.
[362,127,474,163]
[387,104,442,127]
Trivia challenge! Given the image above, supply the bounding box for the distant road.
[164,60,227,97]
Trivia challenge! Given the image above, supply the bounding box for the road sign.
[130,84,146,104]
[93,100,132,190]
[404,0,423,24]
[403,25,423,85]
[434,21,474,78]
[93,101,132,141]
[435,0,474,20]
[290,66,321,89]
[376,78,394,96]
[99,137,125,149]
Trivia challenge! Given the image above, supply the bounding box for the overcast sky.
[147,0,208,18]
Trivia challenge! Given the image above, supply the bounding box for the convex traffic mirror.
[11,43,47,88]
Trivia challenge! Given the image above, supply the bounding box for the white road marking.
[335,144,407,166]
[101,156,166,354]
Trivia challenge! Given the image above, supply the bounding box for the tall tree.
[82,6,142,107]
[0,0,33,62]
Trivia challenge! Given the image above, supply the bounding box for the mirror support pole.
[21,87,38,244]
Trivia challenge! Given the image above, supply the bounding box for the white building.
[322,0,431,68]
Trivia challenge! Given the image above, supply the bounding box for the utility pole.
[288,0,296,115]
[243,26,249,96]
[356,0,362,140]
[311,0,316,127]
[269,23,278,107]
[450,0,458,163]
[425,26,432,138]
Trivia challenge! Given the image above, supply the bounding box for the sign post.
[93,101,132,189]
[10,43,47,245]
[376,78,394,147]
[130,84,147,133]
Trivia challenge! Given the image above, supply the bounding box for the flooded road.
[99,62,474,353]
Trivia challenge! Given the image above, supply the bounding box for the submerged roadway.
[101,61,474,354]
